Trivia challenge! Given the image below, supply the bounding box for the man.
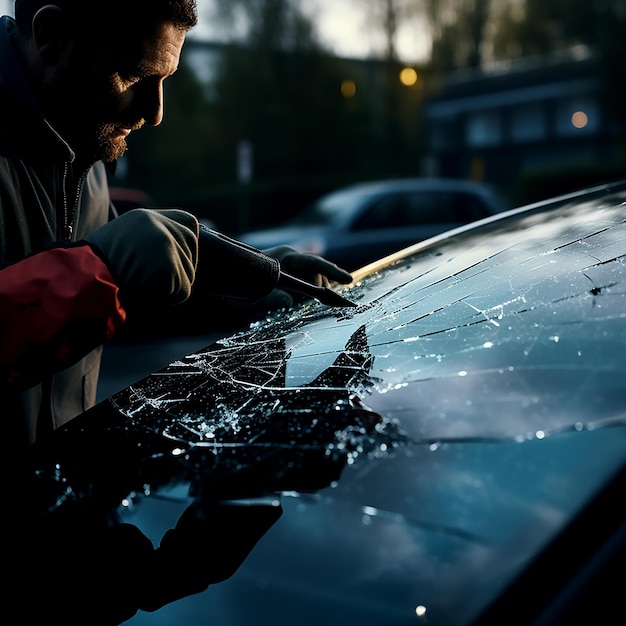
[0,0,352,445]
[0,1,351,621]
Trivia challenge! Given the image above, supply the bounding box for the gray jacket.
[0,16,114,443]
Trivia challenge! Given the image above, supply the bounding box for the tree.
[359,0,421,61]
[208,0,377,176]
[170,0,389,230]
[422,0,491,69]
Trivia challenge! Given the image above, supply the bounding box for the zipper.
[61,162,86,241]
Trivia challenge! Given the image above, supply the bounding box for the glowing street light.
[399,66,419,87]
[572,110,589,129]
[341,79,357,98]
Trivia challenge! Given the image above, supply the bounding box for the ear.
[31,4,73,65]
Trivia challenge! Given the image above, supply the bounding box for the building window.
[466,111,502,147]
[511,103,546,142]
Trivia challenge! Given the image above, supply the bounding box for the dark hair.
[14,0,198,36]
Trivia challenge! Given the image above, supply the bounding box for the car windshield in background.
[30,181,626,625]
[239,178,510,271]
[292,180,505,228]
[290,187,373,226]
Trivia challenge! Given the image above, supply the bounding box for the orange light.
[571,111,589,129]
[341,79,357,98]
[399,67,419,87]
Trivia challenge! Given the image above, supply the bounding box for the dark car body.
[27,180,626,625]
[239,177,509,271]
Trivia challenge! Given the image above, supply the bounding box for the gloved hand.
[194,229,352,303]
[84,208,199,309]
[252,245,353,312]
[139,497,283,611]
[262,245,353,287]
[173,230,353,332]
[195,227,280,300]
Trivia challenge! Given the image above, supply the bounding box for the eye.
[118,71,143,85]
[116,61,152,85]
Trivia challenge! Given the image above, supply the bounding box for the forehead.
[88,21,186,76]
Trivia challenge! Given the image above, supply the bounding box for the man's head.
[13,0,198,164]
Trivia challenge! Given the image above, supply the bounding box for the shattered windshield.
[116,185,626,449]
[29,184,626,625]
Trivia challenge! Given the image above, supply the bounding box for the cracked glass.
[30,183,626,625]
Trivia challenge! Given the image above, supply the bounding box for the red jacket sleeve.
[0,243,126,388]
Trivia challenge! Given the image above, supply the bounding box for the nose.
[138,78,165,127]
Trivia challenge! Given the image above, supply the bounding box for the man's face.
[42,21,186,164]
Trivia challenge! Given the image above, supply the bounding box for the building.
[422,48,625,201]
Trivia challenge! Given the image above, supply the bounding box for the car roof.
[338,177,499,195]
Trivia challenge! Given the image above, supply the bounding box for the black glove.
[195,227,280,300]
[263,245,352,287]
[194,229,353,303]
[251,245,352,312]
[139,497,283,611]
[170,231,353,333]
[84,208,199,309]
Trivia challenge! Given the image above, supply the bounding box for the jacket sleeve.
[0,243,126,388]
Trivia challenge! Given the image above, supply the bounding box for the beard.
[95,123,129,163]
[41,60,148,165]
[86,119,145,164]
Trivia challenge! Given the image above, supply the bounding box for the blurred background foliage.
[110,0,626,233]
